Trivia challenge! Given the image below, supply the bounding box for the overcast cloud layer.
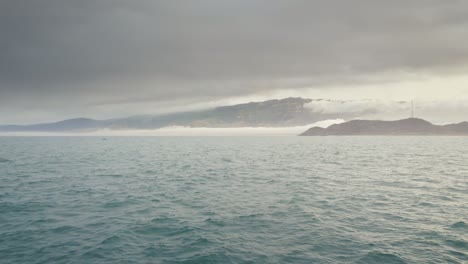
[1,0,468,123]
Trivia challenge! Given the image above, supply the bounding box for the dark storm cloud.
[1,0,468,123]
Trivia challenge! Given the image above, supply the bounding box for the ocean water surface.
[0,136,467,263]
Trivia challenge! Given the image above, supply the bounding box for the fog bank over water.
[0,119,345,137]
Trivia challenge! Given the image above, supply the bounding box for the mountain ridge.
[0,97,367,132]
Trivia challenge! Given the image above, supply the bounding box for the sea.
[0,136,467,263]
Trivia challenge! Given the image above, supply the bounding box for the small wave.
[98,173,124,178]
[132,216,179,234]
[237,213,264,219]
[100,235,120,245]
[204,218,226,227]
[32,218,59,225]
[177,252,232,264]
[446,239,468,250]
[168,226,197,236]
[102,200,133,208]
[356,252,407,264]
[187,237,211,247]
[450,221,467,229]
[0,158,11,163]
[418,202,436,207]
[51,225,82,234]
[448,249,468,259]
[221,158,232,163]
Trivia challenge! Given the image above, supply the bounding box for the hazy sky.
[1,0,468,124]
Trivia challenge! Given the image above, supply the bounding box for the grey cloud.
[1,0,468,123]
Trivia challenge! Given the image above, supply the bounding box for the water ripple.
[0,136,467,263]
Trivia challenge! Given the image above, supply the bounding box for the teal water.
[0,137,467,263]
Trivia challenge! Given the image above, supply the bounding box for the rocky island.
[299,118,468,136]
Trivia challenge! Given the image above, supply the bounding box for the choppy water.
[0,136,467,264]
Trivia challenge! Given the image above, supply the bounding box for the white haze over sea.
[0,119,345,137]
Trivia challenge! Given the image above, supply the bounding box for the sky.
[1,0,468,124]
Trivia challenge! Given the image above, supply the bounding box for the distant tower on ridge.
[411,100,414,118]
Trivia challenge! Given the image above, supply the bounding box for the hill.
[299,118,468,136]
